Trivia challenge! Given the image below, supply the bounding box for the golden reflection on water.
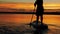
[0,14,60,34]
[0,14,60,25]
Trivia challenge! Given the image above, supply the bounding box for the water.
[0,14,60,34]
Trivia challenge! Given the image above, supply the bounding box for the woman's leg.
[40,14,43,24]
[36,15,39,25]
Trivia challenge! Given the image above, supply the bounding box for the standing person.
[34,0,44,24]
[29,0,48,32]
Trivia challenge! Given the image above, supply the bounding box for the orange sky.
[0,3,60,9]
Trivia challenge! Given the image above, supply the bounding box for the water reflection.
[0,14,60,24]
[0,14,60,34]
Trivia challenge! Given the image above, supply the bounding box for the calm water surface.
[0,14,60,34]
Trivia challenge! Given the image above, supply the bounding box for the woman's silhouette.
[34,0,44,24]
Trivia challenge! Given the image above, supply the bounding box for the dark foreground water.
[0,24,60,34]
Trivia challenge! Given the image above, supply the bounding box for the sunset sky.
[0,0,60,9]
[0,0,60,3]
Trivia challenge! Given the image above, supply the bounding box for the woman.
[34,0,44,24]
